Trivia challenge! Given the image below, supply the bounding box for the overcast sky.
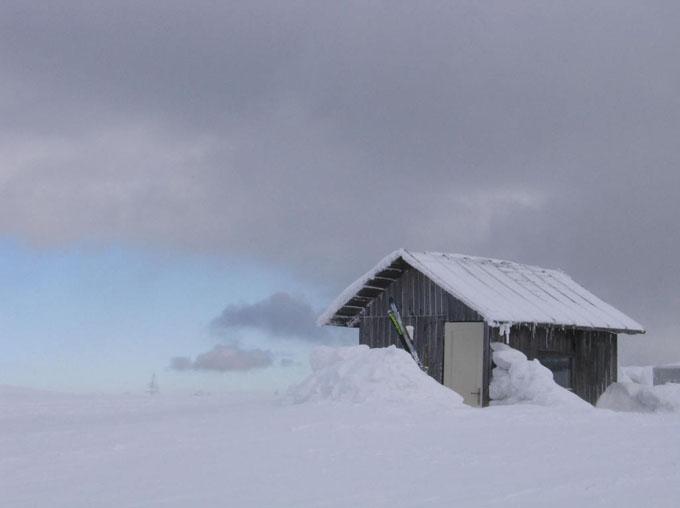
[1,1,679,391]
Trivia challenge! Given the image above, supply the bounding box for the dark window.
[539,355,572,389]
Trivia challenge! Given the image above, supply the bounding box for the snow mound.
[489,343,591,409]
[286,345,464,406]
[597,382,680,412]
[619,366,654,385]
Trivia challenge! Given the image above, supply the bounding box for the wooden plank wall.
[359,267,483,384]
[488,325,617,405]
[574,330,617,405]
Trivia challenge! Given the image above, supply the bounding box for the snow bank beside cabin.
[597,382,680,412]
[489,343,591,409]
[286,345,464,406]
[619,365,654,385]
[600,362,680,412]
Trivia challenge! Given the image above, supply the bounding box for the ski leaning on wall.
[387,297,426,372]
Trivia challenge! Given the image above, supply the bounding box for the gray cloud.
[170,356,193,371]
[212,292,326,341]
[279,358,299,368]
[1,2,679,363]
[171,345,273,372]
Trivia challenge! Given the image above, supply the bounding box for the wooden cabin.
[318,249,645,406]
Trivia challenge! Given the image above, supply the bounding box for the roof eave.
[317,249,411,328]
[485,320,646,335]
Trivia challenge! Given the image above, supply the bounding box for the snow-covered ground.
[3,348,680,507]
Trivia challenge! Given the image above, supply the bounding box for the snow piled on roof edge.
[316,249,407,327]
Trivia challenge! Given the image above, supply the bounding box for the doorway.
[443,322,485,407]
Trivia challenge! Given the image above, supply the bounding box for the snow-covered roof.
[318,249,645,334]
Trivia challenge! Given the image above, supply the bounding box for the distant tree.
[147,373,159,395]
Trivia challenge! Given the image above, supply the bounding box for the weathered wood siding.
[488,325,617,405]
[359,267,483,384]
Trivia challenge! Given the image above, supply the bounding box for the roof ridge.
[405,250,564,274]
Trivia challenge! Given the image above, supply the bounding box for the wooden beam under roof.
[335,307,361,317]
[374,267,405,279]
[348,295,372,302]
[372,276,399,282]
[364,278,393,289]
[346,297,370,308]
[357,287,382,298]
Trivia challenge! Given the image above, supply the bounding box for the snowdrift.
[489,343,591,409]
[619,366,654,385]
[597,382,680,412]
[286,345,464,406]
[601,363,680,412]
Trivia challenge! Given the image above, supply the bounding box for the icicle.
[499,322,512,344]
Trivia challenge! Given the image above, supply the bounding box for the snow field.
[2,386,680,508]
[3,346,680,507]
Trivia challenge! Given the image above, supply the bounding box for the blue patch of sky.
[0,238,340,393]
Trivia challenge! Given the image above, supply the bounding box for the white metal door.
[443,322,485,407]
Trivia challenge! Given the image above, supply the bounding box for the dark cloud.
[170,356,193,371]
[212,292,326,341]
[1,2,679,363]
[171,345,272,373]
